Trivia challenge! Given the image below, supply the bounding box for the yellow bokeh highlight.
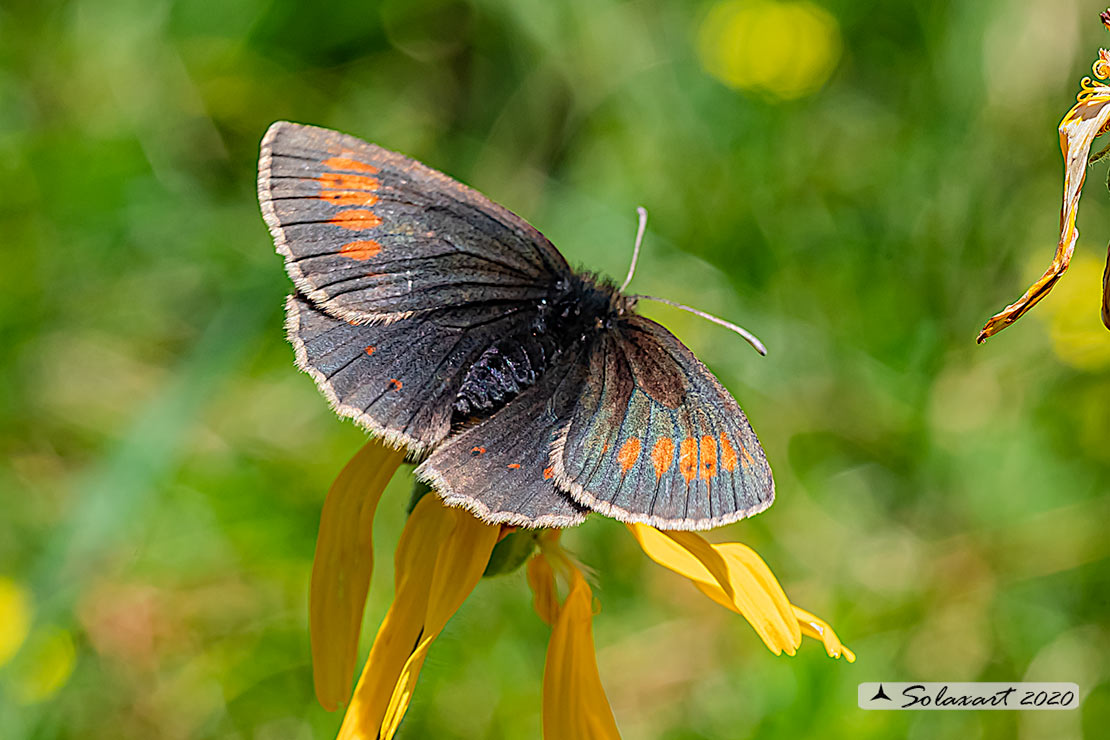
[0,577,32,668]
[696,0,842,100]
[13,628,77,704]
[1037,251,1110,371]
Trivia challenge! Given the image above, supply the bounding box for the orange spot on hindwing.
[364,345,375,356]
[651,438,675,479]
[699,435,717,480]
[388,379,402,391]
[471,446,486,456]
[617,437,641,474]
[330,209,382,230]
[339,240,381,260]
[507,463,521,469]
[542,467,554,480]
[720,434,738,472]
[678,437,698,483]
[322,156,379,174]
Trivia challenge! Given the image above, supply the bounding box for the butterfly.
[258,121,773,530]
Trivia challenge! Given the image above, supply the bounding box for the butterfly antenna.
[619,206,648,293]
[632,294,768,356]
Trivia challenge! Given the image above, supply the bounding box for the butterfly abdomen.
[452,273,628,422]
[453,337,556,417]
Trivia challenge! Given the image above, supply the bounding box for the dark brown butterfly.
[258,121,773,530]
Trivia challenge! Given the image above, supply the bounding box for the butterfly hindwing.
[286,294,545,453]
[260,122,571,324]
[552,315,773,530]
[416,347,589,527]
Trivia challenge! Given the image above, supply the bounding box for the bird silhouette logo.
[871,684,892,701]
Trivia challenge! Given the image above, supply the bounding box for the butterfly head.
[556,272,636,333]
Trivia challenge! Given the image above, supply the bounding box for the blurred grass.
[2,0,1109,738]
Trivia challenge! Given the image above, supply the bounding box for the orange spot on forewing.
[699,435,717,480]
[617,437,641,474]
[316,172,379,191]
[720,434,738,472]
[322,156,379,174]
[339,240,381,260]
[319,190,379,207]
[651,438,675,479]
[678,437,698,483]
[507,463,521,469]
[330,209,383,230]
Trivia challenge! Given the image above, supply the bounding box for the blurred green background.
[3,0,1110,737]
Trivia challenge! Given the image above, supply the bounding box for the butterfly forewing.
[553,316,773,530]
[260,122,571,324]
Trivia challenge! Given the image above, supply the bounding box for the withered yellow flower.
[310,440,853,739]
[978,9,1110,342]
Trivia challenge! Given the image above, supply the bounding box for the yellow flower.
[310,439,853,740]
[695,0,842,102]
[978,10,1110,343]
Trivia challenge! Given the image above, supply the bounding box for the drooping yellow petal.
[628,524,853,662]
[696,542,801,652]
[423,505,503,634]
[378,504,500,739]
[543,566,621,740]
[311,439,406,711]
[337,494,499,740]
[628,524,798,654]
[978,49,1110,342]
[527,554,559,627]
[794,606,856,662]
[337,493,451,739]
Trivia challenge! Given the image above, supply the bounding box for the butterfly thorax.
[452,272,631,422]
